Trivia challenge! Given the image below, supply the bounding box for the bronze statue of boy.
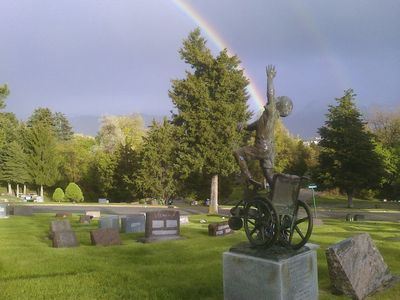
[234,65,293,189]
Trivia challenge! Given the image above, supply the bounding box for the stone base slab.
[223,243,319,300]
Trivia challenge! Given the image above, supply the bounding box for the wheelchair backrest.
[271,174,302,214]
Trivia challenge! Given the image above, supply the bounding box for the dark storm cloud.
[1,0,399,137]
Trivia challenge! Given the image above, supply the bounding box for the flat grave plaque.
[208,221,233,236]
[52,231,79,248]
[55,212,72,218]
[90,228,121,246]
[86,211,101,219]
[121,214,145,233]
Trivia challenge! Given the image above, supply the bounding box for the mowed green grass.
[0,214,399,300]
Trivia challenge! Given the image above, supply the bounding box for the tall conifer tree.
[317,89,384,207]
[169,29,250,213]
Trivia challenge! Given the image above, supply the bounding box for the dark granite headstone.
[90,228,121,246]
[121,214,145,233]
[208,221,233,236]
[13,206,33,216]
[325,233,395,299]
[79,215,92,224]
[55,212,72,218]
[99,215,120,230]
[52,231,79,248]
[140,210,181,243]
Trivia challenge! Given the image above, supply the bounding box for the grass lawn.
[0,213,399,300]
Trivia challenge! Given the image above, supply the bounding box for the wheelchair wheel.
[243,197,279,247]
[281,200,313,250]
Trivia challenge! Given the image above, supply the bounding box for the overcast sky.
[1,0,399,138]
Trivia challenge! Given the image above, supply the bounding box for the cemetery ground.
[0,213,399,299]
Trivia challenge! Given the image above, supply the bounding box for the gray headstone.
[140,210,182,243]
[13,206,33,216]
[52,231,79,248]
[224,243,319,300]
[325,233,393,299]
[49,220,72,239]
[99,215,120,230]
[121,214,145,233]
[90,228,121,246]
[0,203,7,218]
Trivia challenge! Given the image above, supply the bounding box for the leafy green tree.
[89,150,117,199]
[52,187,65,202]
[136,118,178,202]
[0,84,9,110]
[23,122,60,197]
[58,135,96,184]
[316,89,385,207]
[65,182,84,202]
[368,108,400,199]
[169,28,250,213]
[97,114,144,153]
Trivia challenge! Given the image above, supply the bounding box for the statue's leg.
[260,159,274,188]
[233,147,263,188]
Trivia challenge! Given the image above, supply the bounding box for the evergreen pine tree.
[169,29,250,213]
[317,89,384,207]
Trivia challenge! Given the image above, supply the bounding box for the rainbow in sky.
[173,0,266,111]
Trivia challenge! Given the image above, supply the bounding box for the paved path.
[13,203,400,222]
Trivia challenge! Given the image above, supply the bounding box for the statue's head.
[275,96,293,117]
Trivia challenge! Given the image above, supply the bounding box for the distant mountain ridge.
[70,114,166,137]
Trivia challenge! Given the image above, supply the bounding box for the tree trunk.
[16,184,20,197]
[7,183,12,195]
[209,174,219,214]
[40,185,44,198]
[23,184,27,195]
[347,191,354,208]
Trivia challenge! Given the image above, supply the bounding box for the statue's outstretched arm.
[266,65,276,105]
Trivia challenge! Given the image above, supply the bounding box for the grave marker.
[90,228,121,246]
[79,215,92,224]
[99,215,120,230]
[52,231,79,248]
[86,211,101,218]
[121,214,145,233]
[13,206,33,216]
[208,221,233,236]
[50,220,72,238]
[325,233,395,299]
[140,210,182,243]
[0,203,8,218]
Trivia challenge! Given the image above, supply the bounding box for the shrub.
[65,183,84,202]
[52,188,65,202]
